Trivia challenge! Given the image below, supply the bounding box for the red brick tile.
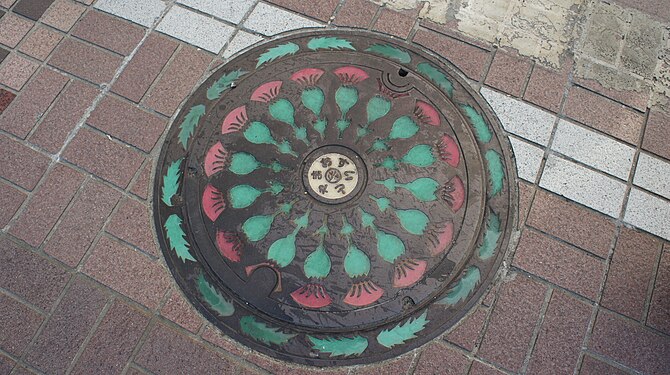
[469,361,506,375]
[13,0,55,21]
[0,294,43,356]
[564,86,644,144]
[25,277,108,374]
[0,0,15,7]
[590,309,670,374]
[74,0,92,4]
[579,355,627,375]
[0,135,50,190]
[524,62,570,113]
[87,96,167,152]
[612,0,670,23]
[485,51,532,97]
[527,291,592,375]
[517,181,535,227]
[9,163,85,246]
[0,68,68,138]
[18,26,62,61]
[43,180,120,267]
[62,127,144,188]
[373,8,415,39]
[413,29,491,81]
[11,365,36,375]
[647,249,670,335]
[41,0,85,31]
[29,80,100,153]
[112,33,177,103]
[602,228,662,321]
[513,230,605,299]
[49,39,123,84]
[574,75,649,113]
[251,358,347,375]
[201,325,248,357]
[478,274,546,372]
[84,237,170,309]
[106,198,158,257]
[334,0,377,28]
[136,324,237,374]
[160,289,203,333]
[643,109,670,161]
[0,13,33,48]
[351,353,414,375]
[0,353,15,375]
[71,300,150,375]
[266,0,339,22]
[0,54,39,90]
[446,307,486,351]
[143,45,212,116]
[527,190,616,258]
[129,160,152,200]
[0,182,25,227]
[415,343,470,375]
[71,10,144,56]
[0,237,70,310]
[0,88,16,114]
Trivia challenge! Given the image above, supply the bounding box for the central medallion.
[303,146,365,204]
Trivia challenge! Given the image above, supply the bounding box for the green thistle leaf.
[308,335,368,357]
[417,63,454,98]
[206,70,247,100]
[478,212,501,260]
[436,266,481,305]
[307,37,355,51]
[365,44,411,64]
[161,158,182,207]
[164,214,196,262]
[197,273,234,316]
[460,104,492,143]
[240,316,296,346]
[377,311,428,348]
[178,105,206,150]
[485,150,504,197]
[256,42,299,68]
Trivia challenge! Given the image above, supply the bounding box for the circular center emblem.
[303,147,364,204]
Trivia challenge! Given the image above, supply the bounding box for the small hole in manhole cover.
[153,30,517,367]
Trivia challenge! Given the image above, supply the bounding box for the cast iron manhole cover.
[154,30,516,366]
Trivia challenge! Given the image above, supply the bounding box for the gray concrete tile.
[94,0,166,27]
[243,2,322,36]
[223,30,263,59]
[634,152,670,199]
[177,0,255,24]
[509,136,545,182]
[156,6,234,53]
[481,87,556,146]
[540,155,627,218]
[551,119,635,180]
[624,188,670,241]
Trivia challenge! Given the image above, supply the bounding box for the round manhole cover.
[154,30,517,366]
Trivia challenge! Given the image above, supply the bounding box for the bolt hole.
[402,296,416,310]
[398,68,409,77]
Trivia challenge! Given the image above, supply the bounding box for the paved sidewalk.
[0,0,668,374]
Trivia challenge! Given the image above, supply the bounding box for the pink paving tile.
[527,291,592,375]
[0,54,39,90]
[129,160,152,200]
[513,230,605,300]
[478,274,546,372]
[71,10,144,56]
[414,343,470,375]
[0,182,25,227]
[0,13,33,48]
[350,354,414,375]
[0,134,51,190]
[0,88,16,114]
[106,198,159,257]
[49,38,123,85]
[517,181,535,227]
[469,361,506,375]
[373,8,415,39]
[86,95,167,152]
[112,33,177,103]
[43,180,120,267]
[41,0,85,32]
[29,80,99,153]
[62,127,145,188]
[8,163,85,246]
[201,325,248,357]
[642,109,670,161]
[266,0,339,22]
[602,228,662,321]
[0,0,17,8]
[485,50,532,97]
[413,28,491,81]
[0,68,68,138]
[574,76,649,112]
[160,289,203,333]
[84,237,171,309]
[18,26,62,61]
[0,294,44,357]
[590,309,670,374]
[524,60,571,113]
[334,0,378,28]
[647,248,670,335]
[579,355,628,375]
[445,307,487,351]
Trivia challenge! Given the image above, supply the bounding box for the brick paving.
[0,1,668,374]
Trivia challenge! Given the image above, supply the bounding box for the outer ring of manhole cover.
[153,29,517,366]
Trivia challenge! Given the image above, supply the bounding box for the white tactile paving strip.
[223,31,265,59]
[634,153,670,199]
[625,188,670,240]
[156,6,235,53]
[243,2,323,36]
[94,0,167,27]
[177,0,256,24]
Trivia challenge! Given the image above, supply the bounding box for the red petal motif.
[250,81,283,103]
[290,284,332,308]
[430,221,454,256]
[393,259,427,288]
[442,176,465,213]
[216,230,242,262]
[343,280,384,307]
[290,68,324,86]
[414,100,440,126]
[221,105,248,134]
[202,184,225,222]
[334,66,369,85]
[204,141,228,177]
[438,134,460,168]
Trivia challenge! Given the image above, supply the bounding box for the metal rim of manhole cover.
[153,29,517,367]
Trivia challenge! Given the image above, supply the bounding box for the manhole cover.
[154,30,516,366]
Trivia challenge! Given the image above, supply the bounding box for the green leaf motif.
[417,63,454,98]
[436,266,481,305]
[478,212,501,260]
[485,150,504,197]
[240,316,296,346]
[164,214,196,262]
[178,105,206,150]
[206,70,247,100]
[308,335,368,357]
[307,37,355,51]
[197,273,234,317]
[161,158,182,207]
[460,104,492,143]
[365,44,411,64]
[256,42,299,68]
[377,311,428,348]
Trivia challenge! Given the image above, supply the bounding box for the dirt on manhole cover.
[153,29,517,366]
